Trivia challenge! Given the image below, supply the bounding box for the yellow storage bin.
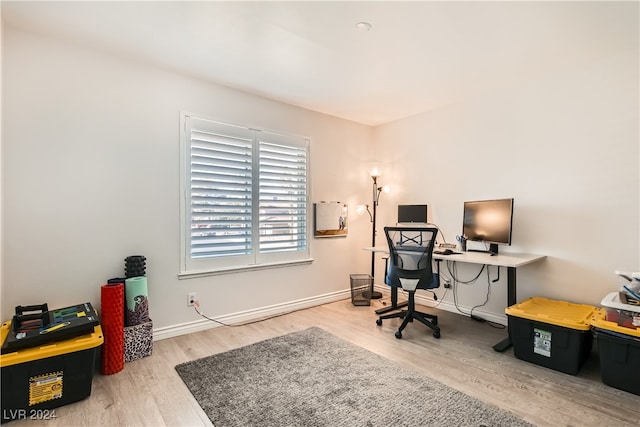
[1,322,103,423]
[506,297,596,375]
[591,308,640,395]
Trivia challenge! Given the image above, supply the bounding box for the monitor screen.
[462,198,513,252]
[397,204,428,223]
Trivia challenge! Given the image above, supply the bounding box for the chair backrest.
[384,226,438,291]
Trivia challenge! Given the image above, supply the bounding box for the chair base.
[376,292,441,339]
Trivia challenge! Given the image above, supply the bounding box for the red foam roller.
[100,283,125,375]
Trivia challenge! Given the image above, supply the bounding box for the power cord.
[469,267,492,319]
[192,299,338,328]
[446,262,505,329]
[449,261,485,315]
[193,301,230,326]
[426,222,448,245]
[447,260,485,284]
[468,266,506,329]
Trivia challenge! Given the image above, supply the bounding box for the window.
[180,114,311,275]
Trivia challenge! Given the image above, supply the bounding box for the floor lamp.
[364,169,385,300]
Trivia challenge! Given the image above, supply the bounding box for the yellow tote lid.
[0,322,103,368]
[505,297,596,330]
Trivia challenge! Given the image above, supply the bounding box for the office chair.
[376,226,441,339]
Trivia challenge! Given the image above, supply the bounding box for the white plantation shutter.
[258,133,308,260]
[181,114,310,274]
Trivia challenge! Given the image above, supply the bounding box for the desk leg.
[493,266,516,352]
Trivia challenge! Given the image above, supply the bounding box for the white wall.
[2,18,638,332]
[372,47,639,317]
[1,26,375,330]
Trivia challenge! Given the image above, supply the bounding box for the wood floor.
[9,297,640,426]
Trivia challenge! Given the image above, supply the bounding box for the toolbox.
[506,297,596,375]
[1,321,103,423]
[1,303,100,354]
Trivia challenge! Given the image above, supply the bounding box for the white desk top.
[363,247,546,268]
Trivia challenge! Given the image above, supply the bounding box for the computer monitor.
[462,198,514,254]
[397,204,428,224]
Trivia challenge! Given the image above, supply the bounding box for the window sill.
[178,258,314,279]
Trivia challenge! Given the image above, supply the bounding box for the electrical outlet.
[187,292,196,306]
[443,279,451,289]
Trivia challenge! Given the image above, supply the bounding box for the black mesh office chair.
[376,226,441,339]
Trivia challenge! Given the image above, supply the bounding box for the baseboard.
[154,289,351,341]
[154,285,506,341]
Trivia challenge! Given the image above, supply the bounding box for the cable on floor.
[192,298,339,327]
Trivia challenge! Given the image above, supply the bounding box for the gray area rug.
[175,327,533,427]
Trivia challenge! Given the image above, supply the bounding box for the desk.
[364,247,546,351]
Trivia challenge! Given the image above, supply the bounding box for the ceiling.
[2,1,637,126]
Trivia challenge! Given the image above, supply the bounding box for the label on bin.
[29,371,63,406]
[534,328,551,357]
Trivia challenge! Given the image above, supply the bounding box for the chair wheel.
[433,330,441,339]
[376,318,382,326]
[395,331,402,339]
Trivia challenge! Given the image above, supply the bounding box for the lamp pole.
[368,175,383,299]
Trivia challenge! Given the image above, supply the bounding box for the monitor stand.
[467,243,499,256]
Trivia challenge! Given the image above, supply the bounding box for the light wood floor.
[10,297,640,426]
